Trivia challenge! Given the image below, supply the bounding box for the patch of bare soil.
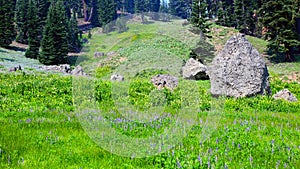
[10,41,28,51]
[281,71,300,84]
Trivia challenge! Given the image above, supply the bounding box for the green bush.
[116,18,128,33]
[95,66,111,79]
[134,69,168,79]
[94,80,114,108]
[129,79,154,110]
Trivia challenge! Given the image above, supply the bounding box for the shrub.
[116,18,128,33]
[95,66,111,79]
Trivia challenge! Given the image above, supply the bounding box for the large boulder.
[182,58,209,80]
[208,34,271,98]
[273,89,298,102]
[151,74,178,90]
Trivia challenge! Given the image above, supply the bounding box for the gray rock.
[72,65,86,76]
[94,52,104,58]
[111,74,124,81]
[9,65,22,72]
[273,89,298,102]
[208,34,271,98]
[182,58,209,80]
[42,64,71,74]
[107,51,116,57]
[151,74,178,90]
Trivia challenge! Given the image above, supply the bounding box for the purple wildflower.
[197,155,202,165]
[176,160,182,168]
[207,157,211,168]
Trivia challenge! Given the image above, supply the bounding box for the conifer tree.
[39,0,69,65]
[124,0,134,13]
[15,0,29,44]
[68,13,82,52]
[234,0,256,34]
[37,0,51,40]
[258,0,300,61]
[189,0,211,38]
[0,0,16,47]
[25,0,40,59]
[98,0,117,26]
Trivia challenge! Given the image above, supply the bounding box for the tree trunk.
[82,0,88,22]
[285,52,295,62]
[87,7,93,22]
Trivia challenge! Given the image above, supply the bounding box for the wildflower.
[207,157,211,168]
[176,160,182,168]
[197,155,202,166]
[276,160,280,168]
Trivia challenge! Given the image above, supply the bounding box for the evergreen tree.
[25,0,40,59]
[234,0,256,34]
[124,0,134,13]
[15,0,29,44]
[91,0,100,26]
[189,0,211,38]
[37,0,51,39]
[169,0,192,19]
[0,0,16,47]
[68,13,82,52]
[216,0,234,27]
[258,0,300,62]
[98,0,117,26]
[39,0,69,65]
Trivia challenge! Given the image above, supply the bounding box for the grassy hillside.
[1,17,300,168]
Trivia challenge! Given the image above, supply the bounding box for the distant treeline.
[0,0,299,64]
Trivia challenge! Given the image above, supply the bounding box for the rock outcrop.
[208,34,271,98]
[110,74,124,81]
[151,74,178,90]
[94,52,104,58]
[182,58,209,80]
[41,64,71,74]
[72,65,87,76]
[273,89,298,102]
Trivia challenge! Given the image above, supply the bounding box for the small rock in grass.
[273,89,298,102]
[111,74,124,81]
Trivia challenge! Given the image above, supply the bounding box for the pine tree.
[0,0,16,47]
[25,0,40,59]
[39,0,69,65]
[169,0,192,19]
[68,13,82,52]
[124,0,134,13]
[258,0,300,62]
[216,0,234,27]
[15,0,29,44]
[37,0,51,40]
[91,0,100,26]
[189,0,211,38]
[234,0,256,34]
[98,0,117,26]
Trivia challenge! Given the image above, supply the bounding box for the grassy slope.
[1,18,300,168]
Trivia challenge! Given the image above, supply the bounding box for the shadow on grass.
[192,40,216,65]
[0,57,15,62]
[6,46,26,52]
[0,49,7,53]
[267,51,300,64]
[68,55,89,66]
